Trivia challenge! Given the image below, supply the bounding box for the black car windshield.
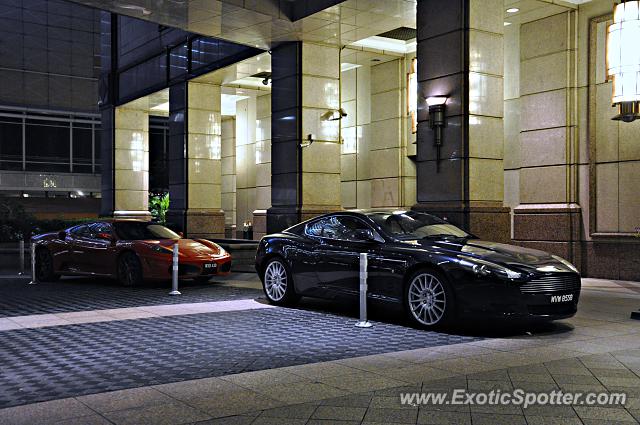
[368,211,471,240]
[114,222,181,240]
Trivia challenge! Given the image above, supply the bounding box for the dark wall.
[0,0,101,112]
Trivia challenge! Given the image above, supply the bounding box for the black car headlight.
[551,255,579,273]
[458,255,524,280]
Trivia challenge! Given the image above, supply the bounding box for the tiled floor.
[0,277,638,424]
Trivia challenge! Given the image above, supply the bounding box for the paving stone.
[471,412,527,425]
[363,407,419,423]
[258,403,318,419]
[574,406,638,422]
[104,401,211,425]
[76,387,174,413]
[320,394,373,408]
[523,416,583,425]
[192,415,257,425]
[310,405,367,421]
[416,409,471,424]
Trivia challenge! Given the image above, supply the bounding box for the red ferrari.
[31,220,232,286]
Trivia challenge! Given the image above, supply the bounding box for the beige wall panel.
[356,180,371,209]
[469,158,503,202]
[302,142,341,174]
[370,118,401,151]
[303,43,340,79]
[469,30,504,76]
[470,0,503,34]
[371,60,401,94]
[520,89,567,132]
[469,116,503,159]
[595,162,619,232]
[371,90,401,122]
[619,161,640,233]
[341,154,356,181]
[341,181,357,209]
[520,12,570,61]
[520,165,567,204]
[520,128,567,168]
[371,177,400,208]
[469,73,504,118]
[520,51,569,96]
[302,173,341,207]
[369,148,401,179]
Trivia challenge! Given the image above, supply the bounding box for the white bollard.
[355,253,373,328]
[169,243,181,295]
[27,242,37,285]
[18,239,25,275]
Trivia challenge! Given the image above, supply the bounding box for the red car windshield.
[114,222,181,241]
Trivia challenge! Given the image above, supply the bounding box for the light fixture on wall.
[606,0,640,122]
[320,108,347,121]
[427,96,448,171]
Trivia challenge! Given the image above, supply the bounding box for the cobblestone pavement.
[0,277,638,424]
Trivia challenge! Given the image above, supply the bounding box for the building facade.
[8,0,639,279]
[0,0,103,217]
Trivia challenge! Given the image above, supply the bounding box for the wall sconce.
[607,0,640,122]
[427,96,448,170]
[320,108,347,121]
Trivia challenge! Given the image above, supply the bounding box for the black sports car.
[255,210,581,328]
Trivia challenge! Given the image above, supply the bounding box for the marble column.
[513,11,581,263]
[268,41,341,232]
[221,117,236,237]
[113,98,151,220]
[414,0,509,242]
[253,93,272,239]
[167,81,224,238]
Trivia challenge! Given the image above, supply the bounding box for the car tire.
[404,268,455,329]
[117,252,143,287]
[35,248,59,282]
[261,258,299,306]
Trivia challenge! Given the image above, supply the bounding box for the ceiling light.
[150,101,169,112]
[506,7,519,13]
[350,36,416,54]
[504,22,512,26]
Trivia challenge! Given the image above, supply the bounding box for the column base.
[412,202,511,244]
[185,209,225,239]
[252,210,267,240]
[513,203,582,270]
[113,210,152,221]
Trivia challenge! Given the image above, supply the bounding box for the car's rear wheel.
[35,248,59,282]
[262,258,299,305]
[117,252,143,287]
[405,269,454,328]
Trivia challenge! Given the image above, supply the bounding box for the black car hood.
[402,238,573,272]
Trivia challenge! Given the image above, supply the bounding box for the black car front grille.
[519,274,580,294]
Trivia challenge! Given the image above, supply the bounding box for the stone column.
[113,98,151,220]
[167,81,224,238]
[268,41,341,232]
[221,117,236,238]
[513,11,581,262]
[414,0,509,242]
[253,93,271,239]
[235,96,257,238]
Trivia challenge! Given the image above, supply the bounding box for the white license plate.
[203,263,217,270]
[550,294,573,303]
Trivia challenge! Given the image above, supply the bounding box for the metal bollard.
[27,242,37,285]
[18,239,25,275]
[169,243,181,295]
[355,253,372,328]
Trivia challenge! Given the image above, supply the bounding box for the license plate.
[203,263,217,270]
[550,294,573,303]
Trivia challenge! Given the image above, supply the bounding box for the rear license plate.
[550,294,573,303]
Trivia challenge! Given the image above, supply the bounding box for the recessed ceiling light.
[506,7,519,13]
[504,22,512,26]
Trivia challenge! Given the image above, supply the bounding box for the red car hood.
[143,239,224,258]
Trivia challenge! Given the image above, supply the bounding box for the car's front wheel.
[262,258,299,306]
[405,269,454,328]
[117,252,143,287]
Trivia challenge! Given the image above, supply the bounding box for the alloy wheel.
[264,260,287,301]
[408,272,446,326]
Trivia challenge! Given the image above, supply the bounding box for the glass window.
[25,121,70,172]
[73,127,92,173]
[369,211,471,240]
[90,222,113,238]
[69,224,92,238]
[114,222,181,240]
[305,216,375,241]
[0,120,23,170]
